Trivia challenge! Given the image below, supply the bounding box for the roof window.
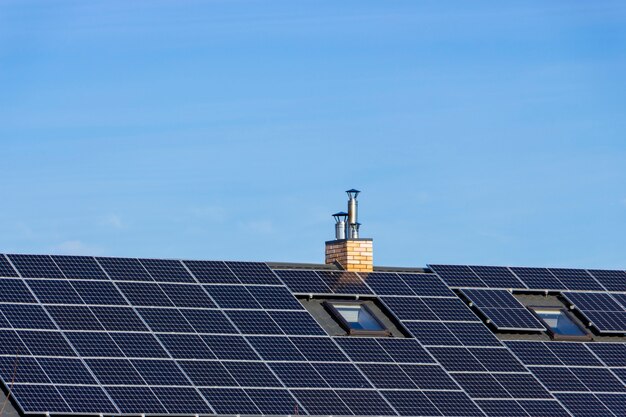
[323,301,390,336]
[530,307,591,341]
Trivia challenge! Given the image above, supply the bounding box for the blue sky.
[1,1,625,268]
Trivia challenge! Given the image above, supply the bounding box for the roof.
[0,254,624,417]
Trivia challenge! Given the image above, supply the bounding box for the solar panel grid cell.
[2,304,56,330]
[225,261,281,285]
[453,373,511,399]
[151,387,213,414]
[159,283,216,308]
[404,321,461,346]
[201,335,259,360]
[183,260,240,284]
[246,336,305,361]
[562,292,626,333]
[587,269,626,292]
[469,265,527,289]
[382,390,441,417]
[269,362,328,388]
[0,279,37,303]
[554,392,612,417]
[398,272,456,297]
[92,306,149,331]
[245,389,301,416]
[359,272,414,295]
[509,267,564,290]
[138,258,195,283]
[0,255,19,277]
[268,310,326,335]
[10,385,71,413]
[51,256,108,280]
[428,264,486,288]
[137,307,194,332]
[422,297,479,322]
[17,331,76,357]
[548,268,604,291]
[56,385,118,414]
[0,356,50,383]
[35,357,97,385]
[70,280,127,305]
[7,255,65,279]
[273,269,331,293]
[178,360,238,386]
[246,285,305,310]
[381,296,438,321]
[316,270,373,294]
[203,285,261,309]
[96,257,153,282]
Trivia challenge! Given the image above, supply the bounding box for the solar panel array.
[459,289,546,331]
[561,292,626,334]
[0,255,625,417]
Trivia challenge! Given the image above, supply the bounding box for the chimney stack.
[325,189,373,272]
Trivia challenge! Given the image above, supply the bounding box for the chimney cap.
[346,189,360,198]
[332,212,348,222]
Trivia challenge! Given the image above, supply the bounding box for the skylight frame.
[323,300,391,337]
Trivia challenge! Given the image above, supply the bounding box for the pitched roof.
[0,254,624,417]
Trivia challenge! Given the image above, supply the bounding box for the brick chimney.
[325,190,373,272]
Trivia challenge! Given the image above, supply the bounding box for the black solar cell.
[51,256,108,280]
[0,255,19,277]
[225,261,281,285]
[96,257,152,282]
[183,260,240,284]
[8,254,64,279]
[273,269,331,293]
[428,264,486,288]
[359,272,414,296]
[137,307,194,332]
[0,279,37,303]
[138,258,195,283]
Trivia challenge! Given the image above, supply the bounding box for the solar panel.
[203,285,261,309]
[0,279,37,303]
[337,390,397,416]
[223,361,282,387]
[421,297,479,322]
[36,357,97,384]
[157,334,215,359]
[268,310,326,335]
[51,255,108,280]
[226,310,283,335]
[110,332,170,358]
[398,272,456,297]
[428,264,486,287]
[509,266,563,290]
[382,390,441,417]
[357,363,416,389]
[27,279,83,304]
[247,336,306,361]
[401,364,459,390]
[85,358,145,385]
[182,260,239,284]
[334,337,394,362]
[312,362,372,388]
[586,342,626,366]
[376,338,435,364]
[45,305,103,331]
[290,389,352,416]
[199,388,260,415]
[105,387,167,414]
[225,261,281,285]
[504,341,562,366]
[425,391,485,416]
[317,270,373,294]
[562,292,626,333]
[429,347,487,372]
[548,267,604,291]
[116,282,174,307]
[289,337,348,362]
[587,269,626,292]
[17,331,76,356]
[246,285,304,310]
[404,321,461,346]
[613,292,626,310]
[453,373,511,398]
[65,332,125,357]
[7,254,65,279]
[201,335,259,360]
[159,283,216,308]
[358,272,414,295]
[468,347,527,372]
[555,393,613,417]
[469,265,527,289]
[179,361,238,386]
[181,309,238,334]
[0,255,19,277]
[570,367,626,392]
[269,362,328,387]
[545,342,602,366]
[460,288,545,331]
[138,258,195,283]
[96,257,152,281]
[531,366,588,392]
[444,322,502,347]
[56,386,118,414]
[596,394,626,416]
[151,387,212,414]
[517,399,571,417]
[493,373,552,399]
[137,307,194,332]
[1,304,56,329]
[273,269,332,293]
[245,389,299,415]
[0,356,50,383]
[10,385,71,413]
[476,400,527,417]
[69,280,128,305]
[381,296,438,321]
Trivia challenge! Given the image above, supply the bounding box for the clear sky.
[1,1,625,269]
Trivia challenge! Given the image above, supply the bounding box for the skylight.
[531,307,589,339]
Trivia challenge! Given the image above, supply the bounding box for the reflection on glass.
[533,308,586,336]
[334,304,384,331]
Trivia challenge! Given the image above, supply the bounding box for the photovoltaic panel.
[399,272,456,297]
[1,304,57,329]
[182,260,240,284]
[179,361,238,386]
[157,334,215,359]
[223,361,283,387]
[337,390,397,416]
[586,343,626,366]
[421,297,479,321]
[504,341,562,366]
[70,280,127,305]
[35,357,97,384]
[268,310,326,336]
[246,285,304,310]
[96,257,153,281]
[0,279,37,303]
[401,364,459,390]
[0,356,50,383]
[65,332,125,357]
[246,336,306,361]
[290,389,352,416]
[444,322,502,347]
[273,269,332,294]
[428,264,486,287]
[376,337,435,364]
[358,272,414,295]
[201,335,260,360]
[476,400,527,417]
[245,389,300,416]
[8,254,65,279]
[159,283,215,308]
[125,359,192,388]
[0,330,29,355]
[269,362,328,387]
[460,288,545,331]
[509,266,563,290]
[587,269,626,292]
[469,265,527,289]
[10,385,71,413]
[17,331,76,357]
[316,270,373,294]
[227,310,283,335]
[85,358,146,385]
[199,388,260,415]
[357,363,416,389]
[138,258,195,283]
[150,387,212,414]
[382,390,441,417]
[518,399,575,417]
[27,279,83,304]
[381,296,438,321]
[555,393,612,417]
[289,337,348,362]
[137,307,194,333]
[404,321,461,346]
[110,332,170,358]
[562,291,626,333]
[181,309,238,334]
[468,347,527,373]
[425,391,486,416]
[428,347,487,372]
[570,367,626,392]
[51,255,108,280]
[56,386,118,414]
[0,255,19,277]
[531,367,588,392]
[225,261,281,285]
[545,342,602,366]
[45,305,103,331]
[453,373,510,399]
[493,373,551,399]
[203,285,261,309]
[116,282,174,307]
[105,386,167,414]
[613,292,626,310]
[335,337,394,362]
[313,362,372,388]
[548,268,604,291]
[596,394,626,417]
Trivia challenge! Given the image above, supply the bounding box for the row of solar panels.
[429,264,626,292]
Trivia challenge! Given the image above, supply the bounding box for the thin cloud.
[101,214,124,229]
[50,240,103,256]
